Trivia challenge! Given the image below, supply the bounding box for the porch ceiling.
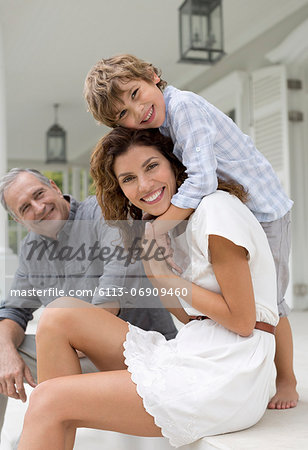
[1,0,308,166]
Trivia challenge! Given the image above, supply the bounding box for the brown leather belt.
[254,321,276,335]
[188,316,276,335]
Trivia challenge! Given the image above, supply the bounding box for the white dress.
[123,191,279,448]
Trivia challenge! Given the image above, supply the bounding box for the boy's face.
[115,74,166,129]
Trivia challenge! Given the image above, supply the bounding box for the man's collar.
[66,195,79,221]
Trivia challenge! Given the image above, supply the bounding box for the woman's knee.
[24,380,76,432]
[25,380,59,423]
[36,300,68,341]
[36,297,90,340]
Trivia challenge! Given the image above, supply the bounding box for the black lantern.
[46,104,67,163]
[179,0,224,64]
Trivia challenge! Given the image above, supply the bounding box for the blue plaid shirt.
[159,86,293,222]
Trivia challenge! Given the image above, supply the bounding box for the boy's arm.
[163,93,218,211]
[152,204,194,236]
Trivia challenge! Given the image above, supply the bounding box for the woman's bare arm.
[191,235,256,336]
[143,225,256,336]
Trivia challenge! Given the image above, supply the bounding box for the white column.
[266,22,308,310]
[0,25,18,300]
[62,167,69,195]
[82,168,88,200]
[286,66,308,310]
[0,25,7,252]
[72,167,81,200]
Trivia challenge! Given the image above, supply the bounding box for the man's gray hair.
[0,168,51,218]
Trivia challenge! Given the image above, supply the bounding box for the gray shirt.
[0,196,177,339]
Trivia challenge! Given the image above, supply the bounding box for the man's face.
[4,173,70,238]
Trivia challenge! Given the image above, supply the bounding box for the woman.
[19,128,278,449]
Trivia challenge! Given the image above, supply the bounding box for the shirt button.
[196,147,200,152]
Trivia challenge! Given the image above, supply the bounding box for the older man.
[0,168,177,437]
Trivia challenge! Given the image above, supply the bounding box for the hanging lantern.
[46,103,67,163]
[179,0,225,64]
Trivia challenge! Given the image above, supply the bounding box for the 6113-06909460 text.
[9,286,188,299]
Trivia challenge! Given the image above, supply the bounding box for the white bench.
[2,312,307,450]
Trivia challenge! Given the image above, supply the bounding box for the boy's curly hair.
[84,54,167,128]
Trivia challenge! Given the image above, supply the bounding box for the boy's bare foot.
[268,380,299,409]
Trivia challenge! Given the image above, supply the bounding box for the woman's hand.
[142,222,191,323]
[152,232,183,274]
[142,222,175,281]
[142,212,182,273]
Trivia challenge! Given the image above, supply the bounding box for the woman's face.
[113,144,177,216]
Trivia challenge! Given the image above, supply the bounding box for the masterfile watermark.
[9,286,189,299]
[25,237,170,267]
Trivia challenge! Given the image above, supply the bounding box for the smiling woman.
[90,128,188,247]
[90,127,246,246]
[113,145,177,216]
[18,128,279,449]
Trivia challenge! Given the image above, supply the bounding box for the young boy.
[84,54,298,409]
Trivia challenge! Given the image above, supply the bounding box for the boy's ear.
[152,72,160,84]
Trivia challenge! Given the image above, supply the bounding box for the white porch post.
[267,19,308,310]
[62,167,69,195]
[72,167,81,200]
[0,25,7,250]
[82,168,88,200]
[0,25,18,300]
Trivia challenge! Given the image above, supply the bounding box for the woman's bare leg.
[35,297,129,382]
[18,370,162,450]
[19,297,136,448]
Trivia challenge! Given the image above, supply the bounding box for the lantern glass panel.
[47,134,66,162]
[180,9,191,57]
[179,0,224,64]
[209,4,222,51]
[48,136,64,158]
[191,14,207,49]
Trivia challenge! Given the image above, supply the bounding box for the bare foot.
[268,380,299,409]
